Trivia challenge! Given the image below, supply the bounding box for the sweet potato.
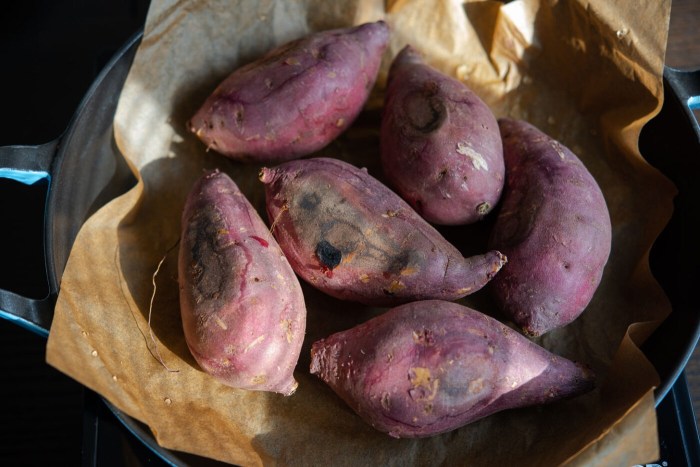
[188,21,390,163]
[310,300,595,438]
[380,45,504,225]
[178,170,306,395]
[488,118,612,336]
[259,157,506,306]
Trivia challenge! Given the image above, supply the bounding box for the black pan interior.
[640,69,700,403]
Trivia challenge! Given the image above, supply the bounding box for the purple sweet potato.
[310,300,595,438]
[178,170,306,395]
[380,45,504,225]
[188,21,390,163]
[259,157,506,306]
[488,118,612,336]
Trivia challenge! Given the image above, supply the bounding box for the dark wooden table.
[666,0,700,428]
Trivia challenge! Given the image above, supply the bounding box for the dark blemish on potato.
[299,191,321,211]
[437,168,448,180]
[316,240,342,270]
[235,108,244,126]
[404,90,446,133]
[387,250,411,275]
[188,209,233,304]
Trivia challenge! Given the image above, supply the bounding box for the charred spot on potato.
[187,210,233,304]
[316,240,342,270]
[404,90,446,133]
[299,191,322,211]
[387,250,412,275]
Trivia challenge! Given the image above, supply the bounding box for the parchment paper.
[46,0,677,465]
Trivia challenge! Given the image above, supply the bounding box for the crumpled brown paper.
[46,0,677,465]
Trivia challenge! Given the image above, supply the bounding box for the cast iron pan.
[0,32,699,466]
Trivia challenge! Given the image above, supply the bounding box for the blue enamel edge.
[0,309,50,338]
[0,168,50,185]
[688,95,700,109]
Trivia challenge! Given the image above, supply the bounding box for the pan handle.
[0,140,60,337]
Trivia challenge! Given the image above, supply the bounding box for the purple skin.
[259,157,506,306]
[310,300,595,438]
[488,118,612,336]
[178,170,306,396]
[188,21,390,163]
[380,45,504,225]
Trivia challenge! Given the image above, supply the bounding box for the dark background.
[0,0,698,465]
